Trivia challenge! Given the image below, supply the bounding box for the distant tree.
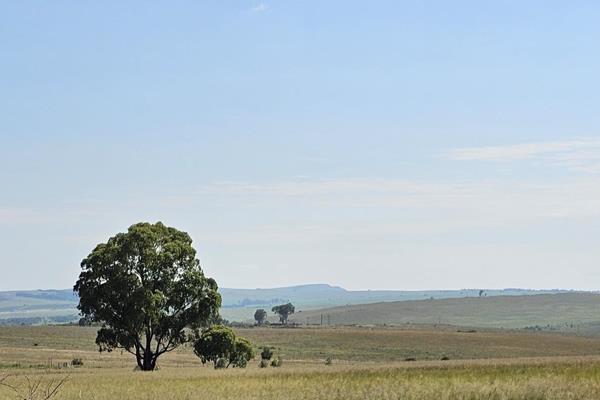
[254,309,267,325]
[193,325,254,368]
[74,222,221,371]
[78,316,92,326]
[272,303,295,324]
[479,290,485,298]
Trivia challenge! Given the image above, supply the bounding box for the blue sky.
[1,1,600,291]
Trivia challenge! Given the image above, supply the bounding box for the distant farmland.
[0,285,585,325]
[291,292,600,330]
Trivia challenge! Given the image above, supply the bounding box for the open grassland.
[237,325,600,361]
[292,292,600,329]
[5,325,600,365]
[4,326,600,398]
[4,325,600,367]
[5,359,600,399]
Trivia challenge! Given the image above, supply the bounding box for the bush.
[259,359,270,368]
[71,358,84,367]
[194,325,254,369]
[260,347,273,360]
[215,358,227,369]
[325,357,333,366]
[231,354,248,368]
[230,337,254,368]
[194,325,236,367]
[271,357,282,367]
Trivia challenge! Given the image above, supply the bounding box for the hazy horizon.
[3,281,599,294]
[2,2,600,291]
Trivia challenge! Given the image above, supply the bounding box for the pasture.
[3,325,600,399]
[291,292,600,329]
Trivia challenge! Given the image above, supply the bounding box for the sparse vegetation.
[270,357,282,367]
[70,358,83,367]
[0,374,69,400]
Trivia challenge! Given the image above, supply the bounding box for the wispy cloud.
[195,177,600,220]
[251,3,269,12]
[447,138,600,173]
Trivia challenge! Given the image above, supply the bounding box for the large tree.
[272,303,295,324]
[74,222,221,371]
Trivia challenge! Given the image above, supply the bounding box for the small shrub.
[260,347,273,360]
[325,357,333,366]
[232,354,248,368]
[71,358,84,367]
[215,358,227,369]
[259,359,269,368]
[271,357,282,367]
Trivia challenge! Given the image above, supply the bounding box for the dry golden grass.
[237,325,600,361]
[5,358,600,399]
[4,325,600,399]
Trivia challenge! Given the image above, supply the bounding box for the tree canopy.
[193,325,255,368]
[254,308,267,325]
[272,303,295,324]
[74,222,221,371]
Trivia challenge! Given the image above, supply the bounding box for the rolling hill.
[0,285,591,325]
[290,292,600,330]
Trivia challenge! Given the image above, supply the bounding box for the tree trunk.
[135,347,157,371]
[142,349,156,371]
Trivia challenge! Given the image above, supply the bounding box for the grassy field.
[5,359,600,399]
[292,292,600,329]
[3,325,600,399]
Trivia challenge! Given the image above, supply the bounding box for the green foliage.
[254,309,267,325]
[260,346,273,360]
[230,337,255,368]
[74,222,221,371]
[271,357,282,367]
[271,303,295,324]
[193,325,254,369]
[193,325,236,367]
[231,354,248,368]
